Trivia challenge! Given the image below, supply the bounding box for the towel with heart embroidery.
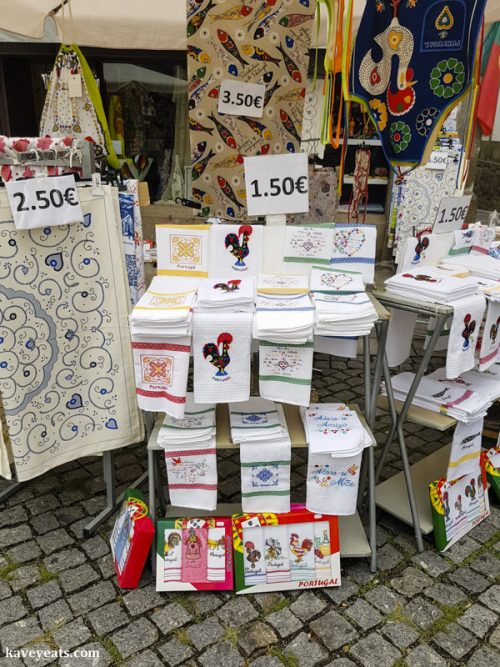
[283,225,335,276]
[259,340,314,407]
[330,224,377,285]
[310,266,365,294]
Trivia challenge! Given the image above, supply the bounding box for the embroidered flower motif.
[257,468,273,482]
[429,59,465,99]
[390,121,411,153]
[415,107,439,136]
[369,99,388,131]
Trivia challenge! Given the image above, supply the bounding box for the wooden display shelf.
[376,395,457,431]
[375,444,451,534]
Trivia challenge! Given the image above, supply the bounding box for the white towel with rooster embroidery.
[208,224,263,278]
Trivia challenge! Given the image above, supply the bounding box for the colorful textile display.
[330,224,377,284]
[124,180,146,304]
[0,187,143,481]
[186,0,315,218]
[477,22,500,136]
[349,0,486,166]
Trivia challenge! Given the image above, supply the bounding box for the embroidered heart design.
[302,241,314,252]
[320,273,353,291]
[66,393,83,409]
[105,418,118,430]
[278,360,289,370]
[45,252,63,271]
[334,228,366,257]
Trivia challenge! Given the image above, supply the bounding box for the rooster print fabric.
[208,223,264,276]
[350,0,486,166]
[187,0,315,218]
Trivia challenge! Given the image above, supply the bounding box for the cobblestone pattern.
[0,354,499,666]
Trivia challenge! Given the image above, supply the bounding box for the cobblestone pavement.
[0,353,499,667]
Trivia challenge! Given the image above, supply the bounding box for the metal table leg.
[370,320,389,429]
[0,481,22,504]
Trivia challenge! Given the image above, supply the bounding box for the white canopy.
[7,0,497,50]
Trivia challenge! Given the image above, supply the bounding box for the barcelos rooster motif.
[203,332,233,378]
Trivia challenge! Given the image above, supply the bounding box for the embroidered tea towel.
[479,298,500,371]
[132,336,191,418]
[257,274,309,295]
[398,233,455,272]
[314,521,331,576]
[447,417,483,482]
[164,438,217,511]
[156,224,210,277]
[446,294,486,379]
[264,524,291,584]
[157,396,215,447]
[196,276,255,311]
[207,526,226,582]
[193,311,252,403]
[289,523,315,581]
[449,228,477,256]
[253,294,314,344]
[243,525,267,586]
[471,225,495,256]
[240,437,291,513]
[163,528,182,582]
[306,451,363,516]
[208,224,263,278]
[283,225,335,275]
[310,266,365,294]
[182,524,208,583]
[330,225,377,285]
[259,341,314,407]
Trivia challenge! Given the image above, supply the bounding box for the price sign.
[426,150,448,170]
[244,153,309,216]
[218,80,265,118]
[433,195,472,234]
[6,175,83,230]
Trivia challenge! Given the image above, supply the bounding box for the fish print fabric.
[187,0,315,218]
[349,0,486,167]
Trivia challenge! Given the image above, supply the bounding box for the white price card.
[433,195,472,234]
[218,79,265,118]
[426,150,448,170]
[6,175,83,230]
[244,153,309,216]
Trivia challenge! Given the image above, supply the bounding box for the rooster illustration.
[245,540,261,568]
[225,225,253,268]
[454,494,463,513]
[413,235,429,264]
[213,279,241,293]
[208,536,225,551]
[490,316,500,344]
[462,313,476,350]
[164,531,181,555]
[289,533,313,563]
[443,491,450,521]
[203,332,233,377]
[465,478,476,500]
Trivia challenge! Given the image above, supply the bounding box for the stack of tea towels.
[159,394,218,511]
[253,278,314,407]
[230,398,291,513]
[130,276,198,417]
[193,277,254,404]
[301,403,373,515]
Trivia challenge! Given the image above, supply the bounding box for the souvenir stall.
[0,0,499,600]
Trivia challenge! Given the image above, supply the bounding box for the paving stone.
[81,535,109,560]
[59,642,111,667]
[289,591,327,621]
[111,618,159,659]
[424,582,467,605]
[406,643,447,667]
[26,580,61,609]
[37,528,74,555]
[88,602,128,635]
[381,621,419,648]
[6,541,42,564]
[199,640,244,667]
[377,543,405,571]
[390,566,432,597]
[237,620,278,655]
[468,646,500,667]
[434,621,478,660]
[345,599,382,630]
[0,506,27,529]
[403,597,443,630]
[490,624,500,651]
[20,642,56,667]
[0,596,27,626]
[43,548,86,573]
[470,520,499,543]
[310,610,358,651]
[324,660,356,667]
[58,563,100,594]
[0,525,32,549]
[96,554,116,579]
[364,585,404,614]
[150,603,192,634]
[249,658,282,667]
[121,583,164,616]
[58,489,85,506]
[217,597,259,628]
[344,561,377,584]
[8,565,40,593]
[470,551,500,579]
[457,603,497,638]
[26,494,60,516]
[186,616,225,650]
[158,637,194,666]
[125,650,164,667]
[349,631,401,667]
[30,512,60,535]
[0,580,11,601]
[322,579,359,604]
[266,608,302,639]
[53,618,91,651]
[284,632,329,666]
[253,592,286,614]
[38,599,73,631]
[448,566,489,593]
[68,581,116,615]
[479,584,500,613]
[446,535,480,563]
[0,617,43,650]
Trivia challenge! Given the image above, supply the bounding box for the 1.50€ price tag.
[6,174,84,230]
[244,153,309,216]
[218,80,265,118]
[433,194,472,234]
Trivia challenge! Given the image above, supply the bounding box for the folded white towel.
[330,224,377,284]
[162,528,183,582]
[446,294,486,379]
[196,276,255,311]
[164,437,217,511]
[447,417,483,482]
[310,266,365,294]
[257,274,309,295]
[283,225,334,275]
[156,224,210,277]
[306,451,363,516]
[157,395,215,447]
[253,294,314,344]
[208,224,264,277]
[259,341,314,407]
[288,523,316,580]
[243,525,267,585]
[240,437,291,513]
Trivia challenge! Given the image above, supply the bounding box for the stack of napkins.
[427,367,500,404]
[195,277,255,312]
[253,293,314,343]
[229,398,288,444]
[385,267,478,303]
[157,394,216,447]
[301,403,373,456]
[382,372,491,422]
[441,255,500,281]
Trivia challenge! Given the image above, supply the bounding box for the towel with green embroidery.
[240,435,291,513]
[259,340,313,407]
[283,224,335,276]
